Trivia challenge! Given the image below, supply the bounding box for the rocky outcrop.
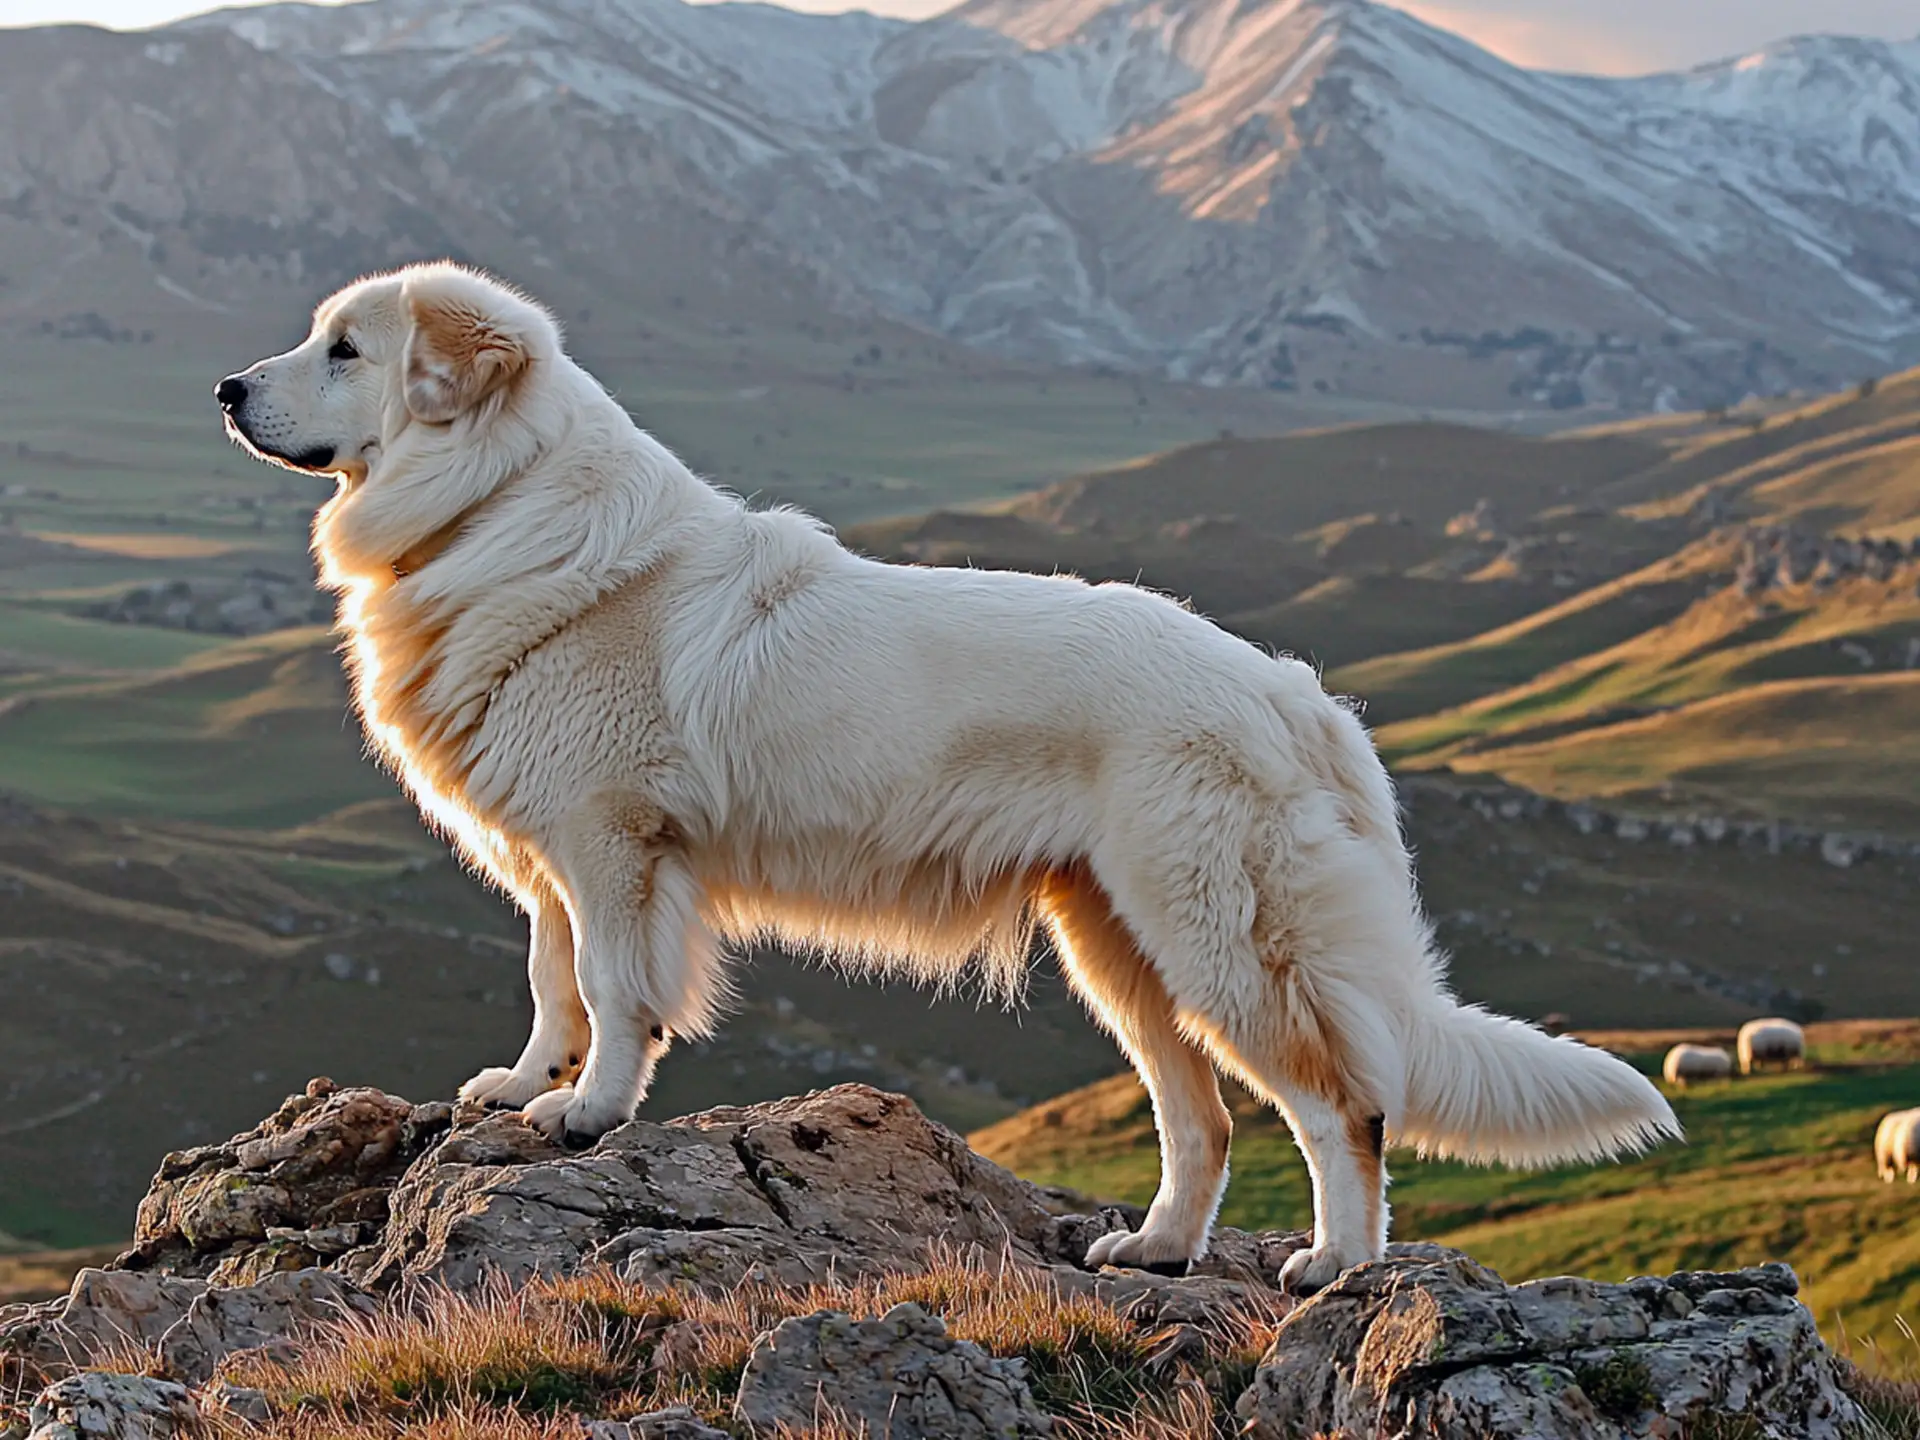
[0,1082,1873,1439]
[129,1079,449,1281]
[1237,1251,1859,1440]
[735,1304,1053,1438]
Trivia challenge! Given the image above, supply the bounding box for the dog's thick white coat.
[222,264,1681,1292]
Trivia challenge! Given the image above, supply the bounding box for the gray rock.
[583,1408,732,1439]
[131,1079,451,1278]
[195,1385,271,1425]
[1,1272,203,1373]
[1235,1253,1860,1440]
[154,1269,376,1383]
[26,1374,195,1440]
[734,1303,1052,1438]
[353,1085,1066,1289]
[0,1266,374,1386]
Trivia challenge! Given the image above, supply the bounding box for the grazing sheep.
[1662,1043,1733,1088]
[1876,1109,1920,1182]
[1737,1018,1806,1075]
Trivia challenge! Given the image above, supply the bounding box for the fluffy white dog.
[217,263,1679,1292]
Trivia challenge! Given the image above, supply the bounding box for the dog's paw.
[1277,1243,1368,1297]
[459,1065,555,1110]
[1083,1226,1198,1277]
[521,1084,630,1151]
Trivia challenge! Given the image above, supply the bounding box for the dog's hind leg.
[1097,790,1405,1297]
[1039,864,1232,1275]
[522,802,723,1148]
[1184,860,1404,1296]
[460,865,592,1109]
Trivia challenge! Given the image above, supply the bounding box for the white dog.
[217,262,1679,1293]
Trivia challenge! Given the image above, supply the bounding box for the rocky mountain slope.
[0,1082,1879,1439]
[1,0,1916,409]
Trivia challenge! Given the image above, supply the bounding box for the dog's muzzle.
[215,374,335,471]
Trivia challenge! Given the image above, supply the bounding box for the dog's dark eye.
[327,336,358,362]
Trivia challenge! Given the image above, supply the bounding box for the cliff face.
[0,1080,1869,1438]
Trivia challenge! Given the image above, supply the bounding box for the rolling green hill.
[973,1021,1920,1359]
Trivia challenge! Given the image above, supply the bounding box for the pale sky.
[2,0,1915,75]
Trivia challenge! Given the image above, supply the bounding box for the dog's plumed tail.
[1394,987,1682,1167]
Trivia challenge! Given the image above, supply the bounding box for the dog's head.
[216,262,557,485]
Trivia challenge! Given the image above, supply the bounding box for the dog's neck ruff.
[388,493,495,580]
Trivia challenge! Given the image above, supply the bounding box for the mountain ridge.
[1,0,1917,410]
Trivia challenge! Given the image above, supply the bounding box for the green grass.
[1328,571,1712,725]
[974,1041,1920,1355]
[1436,673,1920,833]
[0,630,392,826]
[0,600,231,673]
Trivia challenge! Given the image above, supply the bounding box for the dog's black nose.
[215,376,248,410]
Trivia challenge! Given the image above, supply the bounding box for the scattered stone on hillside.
[82,572,331,637]
[734,1303,1052,1439]
[584,1409,731,1440]
[1439,776,1919,874]
[24,1372,196,1440]
[195,1385,271,1426]
[0,1266,375,1384]
[1235,1251,1859,1440]
[1820,833,1861,869]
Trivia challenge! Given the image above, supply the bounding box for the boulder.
[584,1409,732,1440]
[1235,1252,1860,1440]
[352,1084,1074,1289]
[131,1078,449,1278]
[24,1373,195,1440]
[735,1302,1052,1438]
[0,1266,375,1385]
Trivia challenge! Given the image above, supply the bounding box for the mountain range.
[1,0,1918,410]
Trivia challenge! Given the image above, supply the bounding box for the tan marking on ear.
[403,294,530,423]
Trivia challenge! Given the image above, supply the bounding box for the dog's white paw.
[521,1084,632,1151]
[1278,1242,1369,1297]
[1083,1225,1201,1277]
[459,1066,555,1110]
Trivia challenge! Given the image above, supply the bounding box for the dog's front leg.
[521,804,717,1149]
[460,870,592,1109]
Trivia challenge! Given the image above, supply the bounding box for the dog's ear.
[401,285,531,423]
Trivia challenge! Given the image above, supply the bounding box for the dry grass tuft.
[200,1249,1279,1439]
[1834,1313,1920,1440]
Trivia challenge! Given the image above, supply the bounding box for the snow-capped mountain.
[2,0,1917,409]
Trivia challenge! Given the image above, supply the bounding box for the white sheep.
[1876,1109,1920,1182]
[1662,1043,1732,1088]
[1736,1018,1805,1075]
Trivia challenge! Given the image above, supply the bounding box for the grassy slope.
[973,1022,1920,1354]
[1435,673,1920,832]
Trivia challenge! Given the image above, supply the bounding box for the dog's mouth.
[224,415,337,474]
[283,444,338,472]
